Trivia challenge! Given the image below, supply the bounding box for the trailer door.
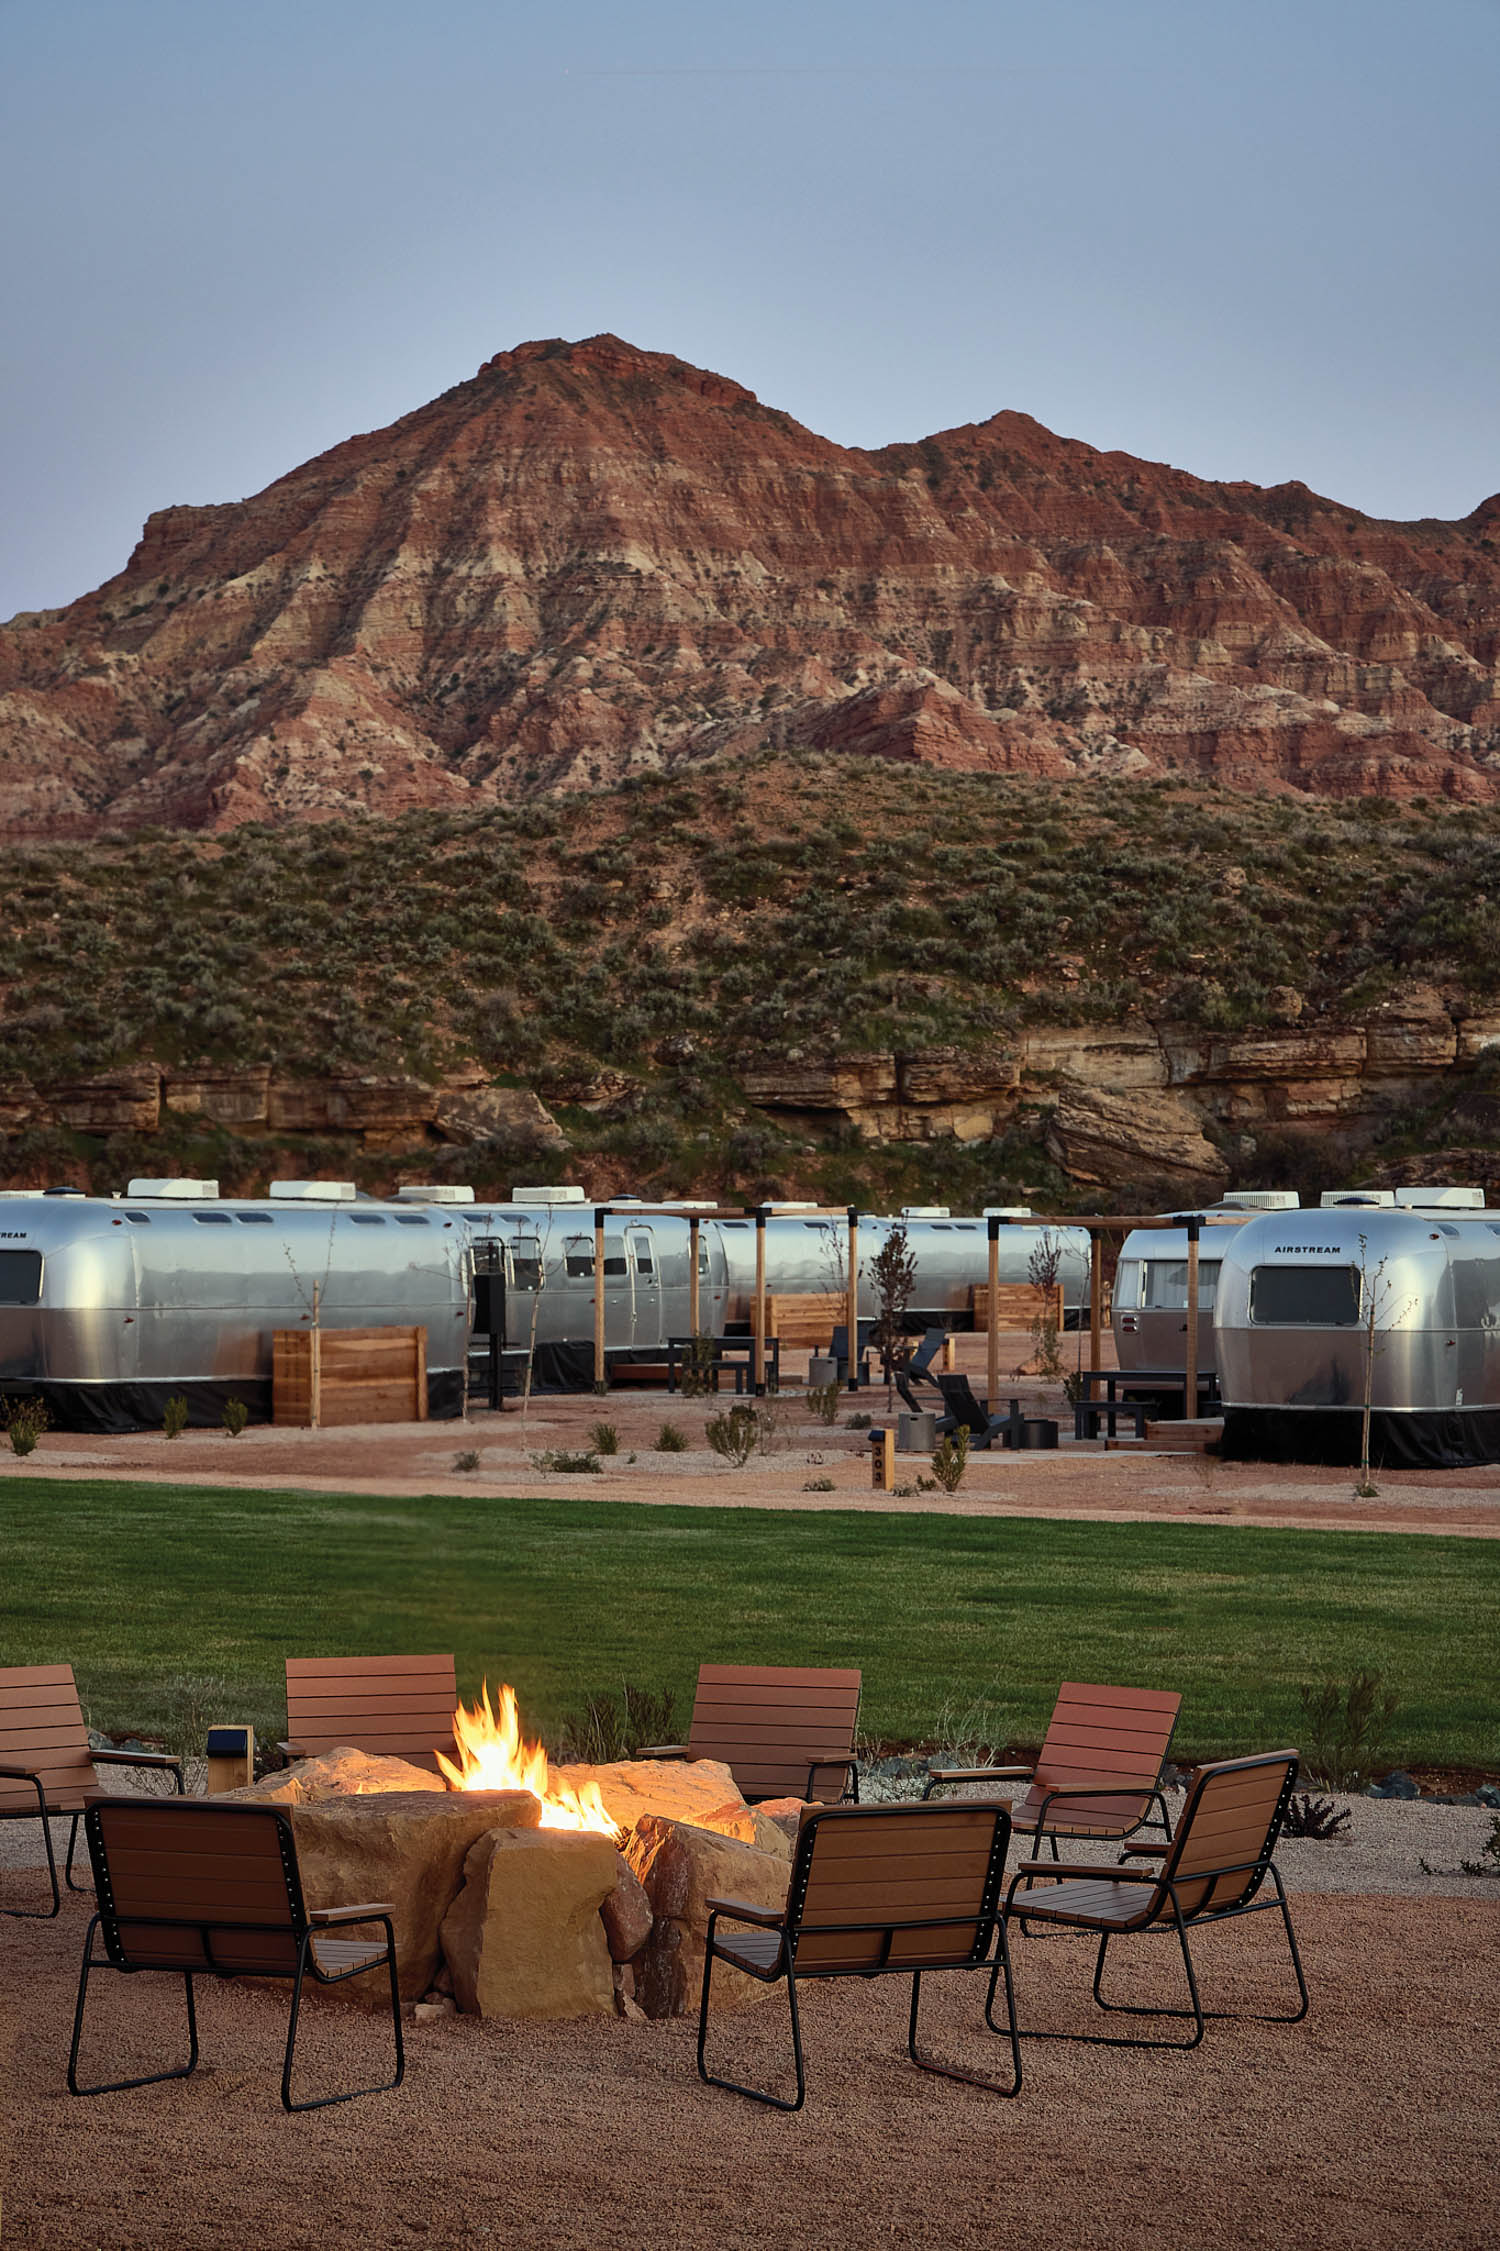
[626,1227,660,1346]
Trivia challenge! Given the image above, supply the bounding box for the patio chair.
[923,1680,1181,1854]
[280,1653,458,1772]
[69,1797,405,2112]
[1,1662,183,1919]
[999,1749,1308,2052]
[894,1327,947,1414]
[699,1800,1021,2109]
[930,1371,1011,1448]
[637,1663,862,1803]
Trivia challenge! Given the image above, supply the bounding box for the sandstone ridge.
[4,333,1498,832]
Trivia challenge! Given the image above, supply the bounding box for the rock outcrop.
[3,333,1498,835]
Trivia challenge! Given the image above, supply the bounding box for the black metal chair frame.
[1000,1759,1308,2052]
[0,1748,184,1920]
[697,1803,1022,2112]
[68,1801,406,2113]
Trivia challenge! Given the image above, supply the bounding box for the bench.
[1073,1397,1150,1442]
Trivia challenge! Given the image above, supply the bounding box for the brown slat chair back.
[284,1654,458,1771]
[686,1664,862,1802]
[87,1799,308,1976]
[1154,1751,1299,1919]
[788,1802,1010,1974]
[1019,1682,1182,1835]
[0,1663,97,1814]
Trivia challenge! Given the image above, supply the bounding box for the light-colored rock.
[600,1852,654,1961]
[40,1064,160,1134]
[431,1084,565,1146]
[1455,1010,1500,1063]
[1044,1086,1230,1192]
[439,1825,617,2020]
[740,1055,897,1112]
[897,1047,1018,1105]
[162,1064,271,1125]
[1207,1029,1367,1082]
[220,1745,448,1805]
[549,1756,747,1836]
[413,1995,457,2024]
[288,1788,539,2004]
[266,1073,438,1134]
[625,1814,791,2018]
[698,1800,797,1858]
[1021,1019,1169,1091]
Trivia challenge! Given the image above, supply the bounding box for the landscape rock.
[285,1788,539,2004]
[439,1825,617,2020]
[698,1799,798,1858]
[625,1814,791,2018]
[600,1852,654,1961]
[220,1746,448,1805]
[549,1756,747,1836]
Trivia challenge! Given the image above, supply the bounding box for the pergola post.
[845,1206,860,1391]
[1089,1231,1104,1371]
[752,1206,767,1397]
[986,1215,1001,1412]
[593,1205,608,1393]
[688,1215,701,1339]
[1184,1216,1200,1421]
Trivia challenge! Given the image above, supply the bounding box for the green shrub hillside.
[3,755,1500,1205]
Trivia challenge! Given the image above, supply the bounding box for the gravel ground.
[1,1886,1494,2250]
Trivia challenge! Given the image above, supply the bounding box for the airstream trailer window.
[1250,1265,1361,1325]
[349,1213,386,1225]
[630,1237,654,1275]
[565,1237,595,1277]
[510,1236,542,1289]
[236,1212,273,1223]
[1141,1260,1221,1309]
[603,1237,627,1277]
[124,1210,152,1223]
[393,1214,429,1227]
[0,1251,42,1304]
[193,1211,232,1225]
[1114,1260,1141,1309]
[698,1239,710,1276]
[1452,1259,1500,1329]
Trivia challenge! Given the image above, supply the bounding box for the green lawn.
[1,1480,1495,1769]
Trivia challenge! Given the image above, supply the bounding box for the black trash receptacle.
[1018,1417,1059,1450]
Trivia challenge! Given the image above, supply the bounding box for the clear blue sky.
[3,0,1497,621]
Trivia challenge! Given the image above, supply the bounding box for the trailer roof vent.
[510,1185,587,1205]
[1393,1186,1485,1209]
[1218,1191,1301,1211]
[901,1206,951,1219]
[652,1199,718,1210]
[391,1184,475,1204]
[1319,1189,1396,1208]
[983,1206,1034,1219]
[126,1178,220,1199]
[763,1201,818,1212]
[268,1180,357,1202]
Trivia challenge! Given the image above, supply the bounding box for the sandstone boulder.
[549,1756,746,1836]
[1044,1086,1230,1193]
[162,1064,271,1125]
[698,1800,797,1858]
[600,1852,654,1961]
[41,1064,160,1134]
[440,1825,617,2019]
[286,1788,539,2004]
[624,1815,790,2018]
[220,1746,448,1806]
[431,1084,565,1146]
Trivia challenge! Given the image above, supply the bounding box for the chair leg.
[907,1941,1023,2097]
[68,1919,201,2096]
[1094,1873,1309,2031]
[65,1812,89,1893]
[3,1787,62,1919]
[282,1922,406,2113]
[697,1935,805,2112]
[1084,1909,1206,2049]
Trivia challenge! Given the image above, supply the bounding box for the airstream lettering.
[1215,1203,1500,1468]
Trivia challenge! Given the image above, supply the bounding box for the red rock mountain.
[3,333,1498,833]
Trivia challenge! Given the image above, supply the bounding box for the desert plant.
[1028,1228,1066,1383]
[1462,1817,1500,1879]
[704,1404,757,1468]
[802,1476,836,1492]
[870,1222,917,1409]
[556,1681,679,1764]
[655,1420,688,1453]
[806,1379,841,1425]
[930,1427,970,1494]
[844,1410,872,1430]
[221,1396,249,1438]
[677,1333,718,1399]
[1297,1670,1400,1790]
[1281,1793,1353,1841]
[162,1394,190,1441]
[753,1395,790,1454]
[529,1447,603,1475]
[588,1420,621,1457]
[453,1448,481,1473]
[3,1395,50,1457]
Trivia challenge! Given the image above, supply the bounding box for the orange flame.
[435,1682,621,1840]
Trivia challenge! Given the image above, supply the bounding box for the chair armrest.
[308,1901,396,1925]
[1121,1841,1169,1856]
[1030,1782,1155,1800]
[925,1766,1033,1785]
[1013,1859,1162,1882]
[93,1749,184,1784]
[277,1739,307,1759]
[705,1896,786,1929]
[0,1763,43,1781]
[634,1743,691,1760]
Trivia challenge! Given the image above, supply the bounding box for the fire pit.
[225,1679,803,2023]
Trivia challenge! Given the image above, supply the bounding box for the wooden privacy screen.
[273,1326,428,1428]
[971,1283,1063,1328]
[766,1293,844,1349]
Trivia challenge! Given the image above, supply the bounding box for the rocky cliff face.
[3,334,1498,834]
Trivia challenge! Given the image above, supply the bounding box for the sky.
[3,0,1498,621]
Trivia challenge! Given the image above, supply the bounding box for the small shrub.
[806,1380,841,1425]
[3,1396,50,1457]
[801,1476,836,1492]
[844,1411,872,1430]
[557,1681,679,1764]
[705,1404,757,1469]
[1462,1816,1500,1879]
[1297,1670,1399,1790]
[930,1427,970,1493]
[588,1420,621,1456]
[1281,1794,1352,1841]
[678,1334,718,1399]
[221,1397,249,1438]
[453,1448,481,1473]
[655,1421,688,1452]
[163,1394,190,1441]
[529,1447,603,1475]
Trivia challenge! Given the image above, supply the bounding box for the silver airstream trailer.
[1214,1189,1500,1467]
[1112,1194,1301,1383]
[0,1182,470,1431]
